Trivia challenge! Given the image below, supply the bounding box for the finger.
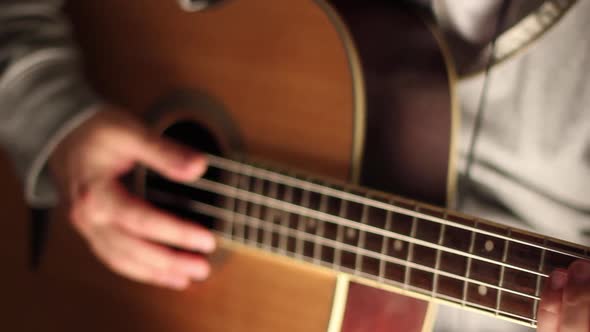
[563,260,590,304]
[72,181,216,253]
[560,260,590,332]
[112,184,216,253]
[89,228,191,290]
[104,226,210,281]
[537,269,567,332]
[133,133,207,182]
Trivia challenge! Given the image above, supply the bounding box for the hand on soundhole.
[538,260,590,332]
[49,107,216,290]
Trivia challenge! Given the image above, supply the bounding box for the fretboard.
[145,154,589,328]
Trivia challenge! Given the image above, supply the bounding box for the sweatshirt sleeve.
[0,0,101,208]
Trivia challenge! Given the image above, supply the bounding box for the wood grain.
[0,1,454,331]
[1,0,356,331]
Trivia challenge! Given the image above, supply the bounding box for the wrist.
[46,104,104,203]
[27,104,103,207]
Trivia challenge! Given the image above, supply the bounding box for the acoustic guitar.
[0,1,587,331]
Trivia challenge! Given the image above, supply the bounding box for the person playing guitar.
[0,0,588,331]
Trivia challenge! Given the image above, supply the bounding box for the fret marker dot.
[393,239,404,252]
[484,240,494,252]
[346,228,357,239]
[478,285,488,296]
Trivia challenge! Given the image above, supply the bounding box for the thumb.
[132,133,208,182]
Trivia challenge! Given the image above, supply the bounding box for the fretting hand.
[538,260,590,332]
[49,107,216,290]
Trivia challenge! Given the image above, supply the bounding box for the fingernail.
[550,270,568,291]
[189,156,208,178]
[176,151,207,176]
[194,234,216,253]
[173,150,201,168]
[187,263,210,281]
[571,260,590,284]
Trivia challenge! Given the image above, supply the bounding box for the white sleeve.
[432,0,504,44]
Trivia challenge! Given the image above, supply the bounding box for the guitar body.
[0,1,456,331]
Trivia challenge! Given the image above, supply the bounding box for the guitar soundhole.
[143,120,224,231]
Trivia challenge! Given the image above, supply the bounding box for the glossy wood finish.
[333,1,454,206]
[3,0,357,331]
[67,0,358,181]
[332,3,453,331]
[0,1,454,331]
[342,282,430,332]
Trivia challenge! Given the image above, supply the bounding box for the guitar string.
[148,189,540,301]
[218,206,538,325]
[147,153,587,280]
[147,188,541,321]
[186,176,549,279]
[224,225,539,325]
[203,154,587,261]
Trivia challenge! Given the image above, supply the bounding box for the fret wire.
[404,207,419,289]
[378,199,394,282]
[450,293,538,324]
[222,171,239,236]
[532,238,548,322]
[334,199,347,270]
[432,213,447,297]
[149,190,540,302]
[224,230,536,326]
[263,180,279,248]
[235,165,249,244]
[226,202,539,300]
[433,292,537,325]
[191,177,551,278]
[462,223,478,306]
[332,264,533,325]
[342,267,535,325]
[313,190,328,264]
[216,223,537,326]
[495,230,512,315]
[295,184,311,259]
[355,201,369,274]
[249,177,264,246]
[205,155,585,260]
[278,184,293,253]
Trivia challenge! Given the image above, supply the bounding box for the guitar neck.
[146,154,589,327]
